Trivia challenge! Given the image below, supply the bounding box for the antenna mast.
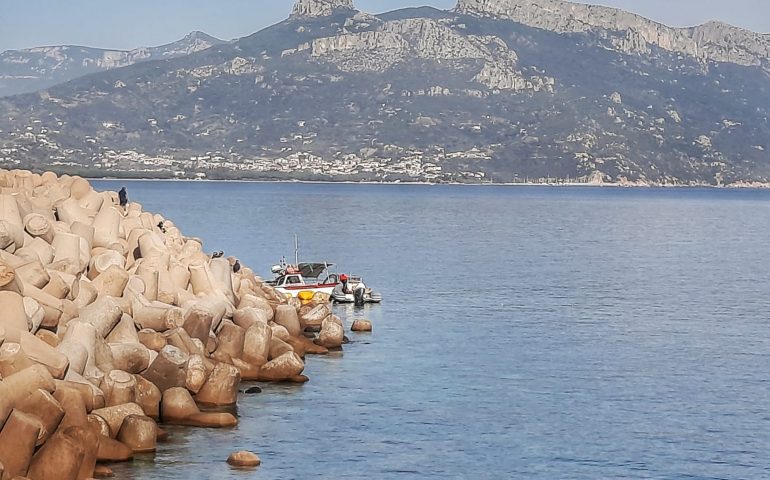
[294,234,299,266]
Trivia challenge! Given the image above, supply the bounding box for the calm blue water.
[93,181,770,479]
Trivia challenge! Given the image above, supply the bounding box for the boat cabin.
[274,273,305,287]
[268,262,337,288]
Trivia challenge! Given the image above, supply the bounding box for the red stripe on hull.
[283,283,338,290]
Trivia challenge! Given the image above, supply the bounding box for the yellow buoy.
[297,291,314,302]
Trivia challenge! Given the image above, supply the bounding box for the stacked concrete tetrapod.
[0,169,344,478]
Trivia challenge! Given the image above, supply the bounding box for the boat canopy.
[297,262,334,279]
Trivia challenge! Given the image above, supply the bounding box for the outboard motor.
[354,286,366,307]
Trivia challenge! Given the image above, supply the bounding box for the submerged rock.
[227,450,261,467]
[350,319,372,332]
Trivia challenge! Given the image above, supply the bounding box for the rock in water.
[351,319,372,332]
[227,450,261,467]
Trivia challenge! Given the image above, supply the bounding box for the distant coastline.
[87,176,770,189]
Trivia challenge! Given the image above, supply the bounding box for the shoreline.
[87,177,770,189]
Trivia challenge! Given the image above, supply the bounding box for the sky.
[0,0,767,52]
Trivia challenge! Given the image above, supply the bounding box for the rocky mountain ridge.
[0,0,768,185]
[0,31,224,97]
[292,0,355,18]
[306,14,553,92]
[455,0,770,68]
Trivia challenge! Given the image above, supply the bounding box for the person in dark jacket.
[118,187,128,207]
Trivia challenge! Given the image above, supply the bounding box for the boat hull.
[275,284,337,298]
[331,292,383,304]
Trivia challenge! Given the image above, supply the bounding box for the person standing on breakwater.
[118,186,128,207]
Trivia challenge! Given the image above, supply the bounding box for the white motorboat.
[268,262,338,298]
[267,236,381,304]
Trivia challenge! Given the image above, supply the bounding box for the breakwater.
[0,170,348,478]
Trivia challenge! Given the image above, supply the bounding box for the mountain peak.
[291,0,356,18]
[182,31,222,43]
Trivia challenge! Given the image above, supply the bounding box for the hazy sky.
[0,0,766,52]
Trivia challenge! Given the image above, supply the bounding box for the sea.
[92,180,770,479]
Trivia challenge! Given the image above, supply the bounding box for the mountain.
[457,0,770,68]
[0,31,224,97]
[1,0,769,185]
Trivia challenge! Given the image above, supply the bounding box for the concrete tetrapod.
[268,337,294,360]
[91,403,145,439]
[77,297,123,339]
[0,365,56,430]
[0,261,21,295]
[95,435,134,463]
[286,334,329,356]
[242,322,272,368]
[23,213,54,244]
[258,352,305,382]
[101,370,137,407]
[117,415,157,453]
[232,307,270,331]
[90,265,130,301]
[52,386,89,433]
[0,342,36,378]
[274,304,302,337]
[105,315,140,344]
[57,321,97,376]
[214,321,245,360]
[5,328,69,379]
[42,272,71,301]
[56,375,105,412]
[63,424,99,480]
[194,362,241,406]
[181,304,215,344]
[160,388,237,428]
[270,324,290,342]
[0,291,28,332]
[300,304,332,329]
[137,330,166,352]
[109,343,151,374]
[26,428,85,480]
[134,375,162,420]
[0,409,42,479]
[163,327,201,356]
[184,354,209,394]
[141,345,188,393]
[16,389,65,445]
